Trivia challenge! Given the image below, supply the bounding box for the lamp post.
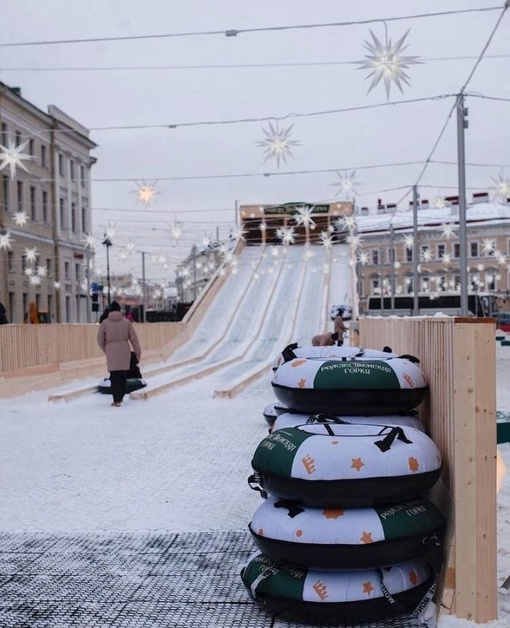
[102,235,112,306]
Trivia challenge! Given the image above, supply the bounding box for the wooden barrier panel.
[359,317,497,623]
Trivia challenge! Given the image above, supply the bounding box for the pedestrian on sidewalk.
[97,300,142,407]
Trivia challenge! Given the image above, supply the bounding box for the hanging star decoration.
[256,120,300,168]
[276,226,296,245]
[431,195,446,209]
[441,223,456,239]
[0,230,13,250]
[170,223,183,241]
[319,231,333,248]
[356,28,421,99]
[482,239,496,255]
[24,266,34,277]
[490,173,510,202]
[36,265,48,278]
[30,275,41,287]
[403,234,414,249]
[105,222,117,239]
[0,138,34,180]
[294,205,316,229]
[82,233,96,250]
[24,246,38,262]
[134,180,158,207]
[13,211,29,226]
[331,171,361,198]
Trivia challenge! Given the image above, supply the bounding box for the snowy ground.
[1,245,509,626]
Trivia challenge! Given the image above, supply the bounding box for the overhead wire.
[0,5,501,47]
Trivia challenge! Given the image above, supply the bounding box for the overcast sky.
[1,0,509,283]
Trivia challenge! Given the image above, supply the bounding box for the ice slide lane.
[129,245,294,399]
[47,247,266,402]
[212,245,332,397]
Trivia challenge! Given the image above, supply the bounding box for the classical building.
[354,193,510,312]
[0,81,97,323]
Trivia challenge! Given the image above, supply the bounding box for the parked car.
[496,312,510,332]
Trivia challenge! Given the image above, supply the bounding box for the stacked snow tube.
[97,377,147,395]
[243,344,444,624]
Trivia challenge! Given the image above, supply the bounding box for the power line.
[2,54,510,73]
[395,3,509,206]
[0,6,501,48]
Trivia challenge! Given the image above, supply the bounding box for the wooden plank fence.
[359,317,497,623]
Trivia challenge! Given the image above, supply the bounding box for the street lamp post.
[102,235,112,306]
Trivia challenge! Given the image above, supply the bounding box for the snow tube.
[241,552,436,625]
[271,355,427,414]
[262,402,289,426]
[249,420,442,508]
[272,344,397,371]
[270,411,425,433]
[98,377,147,394]
[249,495,444,570]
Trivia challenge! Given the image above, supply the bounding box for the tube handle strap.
[374,427,413,452]
[247,473,268,499]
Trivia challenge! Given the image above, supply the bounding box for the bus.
[361,293,498,318]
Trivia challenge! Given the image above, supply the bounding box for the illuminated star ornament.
[13,211,29,226]
[294,205,316,229]
[490,173,510,202]
[256,120,300,168]
[356,27,421,99]
[82,233,96,250]
[134,180,158,207]
[0,231,13,250]
[0,138,34,180]
[331,171,361,197]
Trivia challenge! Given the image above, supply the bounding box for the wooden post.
[358,317,497,623]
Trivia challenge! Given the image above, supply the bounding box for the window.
[58,154,64,176]
[2,176,9,211]
[70,160,75,180]
[437,275,447,291]
[42,190,48,222]
[29,139,35,156]
[60,198,65,230]
[437,244,445,259]
[371,249,379,265]
[81,206,87,233]
[65,296,71,322]
[15,130,21,147]
[71,202,76,232]
[41,144,47,168]
[30,186,36,221]
[405,276,414,294]
[388,247,395,264]
[17,181,23,212]
[80,165,86,187]
[75,263,80,283]
[470,242,478,258]
[64,262,70,281]
[370,277,381,295]
[1,123,7,145]
[46,259,52,276]
[405,248,413,262]
[454,243,460,258]
[420,245,431,262]
[21,255,27,273]
[421,276,430,292]
[7,251,14,272]
[47,294,53,320]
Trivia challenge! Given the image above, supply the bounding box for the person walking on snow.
[311,331,339,346]
[97,300,141,407]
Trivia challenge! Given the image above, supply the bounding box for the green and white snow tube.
[241,552,436,625]
[249,421,442,508]
[270,411,425,433]
[249,495,444,569]
[271,355,428,414]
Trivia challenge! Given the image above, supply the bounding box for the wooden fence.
[359,316,497,623]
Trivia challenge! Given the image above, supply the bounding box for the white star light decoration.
[403,234,414,249]
[490,173,510,202]
[13,211,29,226]
[82,233,96,250]
[0,231,13,250]
[256,120,300,168]
[24,247,38,262]
[441,223,456,239]
[331,171,361,197]
[134,180,158,207]
[0,138,34,180]
[356,28,421,99]
[276,227,296,245]
[294,206,316,229]
[319,231,333,248]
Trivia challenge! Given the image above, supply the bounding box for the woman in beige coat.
[97,301,141,406]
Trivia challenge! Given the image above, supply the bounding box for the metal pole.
[412,185,420,315]
[379,247,384,315]
[106,244,111,305]
[141,251,146,322]
[456,93,469,316]
[390,223,395,314]
[86,249,91,323]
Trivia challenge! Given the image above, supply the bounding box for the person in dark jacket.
[97,301,141,407]
[0,302,8,325]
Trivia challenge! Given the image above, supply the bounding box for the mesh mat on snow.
[0,530,435,628]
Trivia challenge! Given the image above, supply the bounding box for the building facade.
[0,82,97,323]
[354,194,510,313]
